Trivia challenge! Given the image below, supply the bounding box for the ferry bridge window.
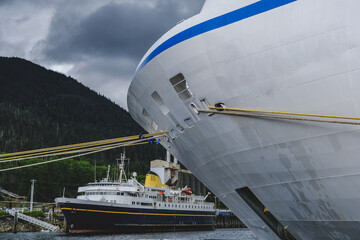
[170,73,192,101]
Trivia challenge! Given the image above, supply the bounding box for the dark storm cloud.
[39,0,204,63]
[1,0,205,108]
[0,0,12,6]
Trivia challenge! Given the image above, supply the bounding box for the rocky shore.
[0,214,63,233]
[0,216,42,232]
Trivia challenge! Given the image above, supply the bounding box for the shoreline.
[0,215,63,233]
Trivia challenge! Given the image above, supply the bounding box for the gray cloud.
[0,0,13,6]
[38,0,204,62]
[0,0,205,108]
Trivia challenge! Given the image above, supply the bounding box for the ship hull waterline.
[57,198,215,233]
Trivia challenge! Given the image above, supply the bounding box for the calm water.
[0,229,257,240]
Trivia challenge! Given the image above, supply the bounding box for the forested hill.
[0,57,164,201]
[1,57,136,152]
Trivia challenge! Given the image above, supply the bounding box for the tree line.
[0,57,165,201]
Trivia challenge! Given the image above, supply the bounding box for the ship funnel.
[145,171,167,188]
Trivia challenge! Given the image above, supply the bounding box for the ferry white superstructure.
[56,154,215,233]
[128,0,360,239]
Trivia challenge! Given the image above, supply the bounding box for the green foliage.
[0,57,166,202]
[136,174,146,184]
[0,57,165,164]
[0,210,8,217]
[0,158,129,201]
[23,210,45,218]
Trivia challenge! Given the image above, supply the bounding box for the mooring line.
[198,108,360,125]
[0,141,149,164]
[0,136,165,172]
[0,132,167,159]
[208,106,360,121]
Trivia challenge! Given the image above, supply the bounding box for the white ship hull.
[128,1,360,239]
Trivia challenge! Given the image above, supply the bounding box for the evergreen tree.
[0,57,165,201]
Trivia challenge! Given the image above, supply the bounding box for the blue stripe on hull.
[60,202,215,232]
[136,0,297,73]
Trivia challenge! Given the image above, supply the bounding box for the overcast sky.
[0,0,205,109]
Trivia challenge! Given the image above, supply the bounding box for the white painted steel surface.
[128,1,360,239]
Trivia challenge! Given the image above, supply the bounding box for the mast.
[94,160,97,182]
[30,179,36,212]
[118,151,128,183]
[106,165,110,182]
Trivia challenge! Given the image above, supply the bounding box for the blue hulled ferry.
[56,154,215,233]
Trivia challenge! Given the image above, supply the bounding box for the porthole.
[184,117,194,127]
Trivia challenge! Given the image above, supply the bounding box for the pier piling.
[12,211,18,233]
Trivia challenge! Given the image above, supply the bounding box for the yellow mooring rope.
[0,140,150,164]
[0,132,167,160]
[0,132,167,172]
[198,107,360,125]
[208,106,360,121]
[0,138,154,172]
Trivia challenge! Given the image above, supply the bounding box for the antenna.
[125,149,131,178]
[94,159,97,182]
[30,179,36,212]
[106,165,110,182]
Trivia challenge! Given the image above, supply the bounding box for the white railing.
[5,209,59,232]
[0,188,23,199]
